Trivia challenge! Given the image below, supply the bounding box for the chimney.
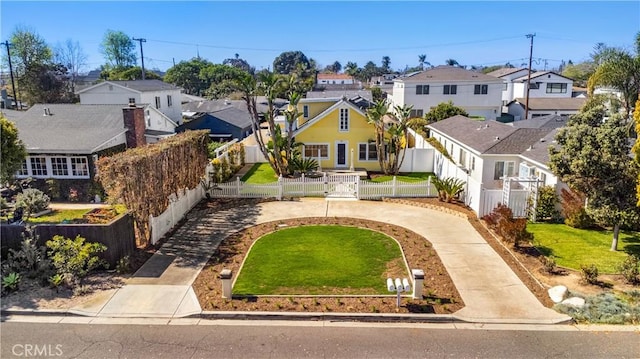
[122,106,147,148]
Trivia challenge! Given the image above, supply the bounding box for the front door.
[337,143,347,167]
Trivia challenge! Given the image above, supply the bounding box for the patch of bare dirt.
[192,216,464,314]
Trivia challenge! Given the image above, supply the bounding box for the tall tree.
[20,63,71,104]
[106,66,162,81]
[273,51,310,75]
[164,57,213,96]
[366,100,390,173]
[344,61,358,76]
[445,59,460,67]
[0,115,27,184]
[549,105,640,251]
[381,56,391,72]
[100,30,137,69]
[418,54,430,70]
[323,61,342,73]
[201,64,256,99]
[423,101,468,124]
[587,32,640,119]
[8,26,52,73]
[386,104,413,174]
[53,39,87,93]
[634,99,640,206]
[562,61,596,87]
[223,53,254,73]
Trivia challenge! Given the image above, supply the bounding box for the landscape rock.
[548,285,568,303]
[561,297,586,308]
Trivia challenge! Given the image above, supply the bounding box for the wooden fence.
[1,212,136,266]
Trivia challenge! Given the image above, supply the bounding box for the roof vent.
[494,136,500,141]
[43,108,51,116]
[540,138,546,142]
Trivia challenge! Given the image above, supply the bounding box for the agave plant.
[432,177,466,203]
[290,157,319,175]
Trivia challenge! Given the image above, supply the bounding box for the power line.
[525,33,536,121]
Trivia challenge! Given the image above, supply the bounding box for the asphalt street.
[1,321,639,359]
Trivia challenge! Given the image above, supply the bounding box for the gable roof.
[12,104,127,154]
[317,73,354,80]
[395,66,502,83]
[485,67,528,78]
[209,106,252,128]
[428,115,553,155]
[509,97,586,111]
[509,114,568,129]
[519,129,559,166]
[76,80,180,94]
[306,90,372,102]
[293,99,367,136]
[513,71,575,82]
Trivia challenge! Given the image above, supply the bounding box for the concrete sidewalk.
[55,199,568,323]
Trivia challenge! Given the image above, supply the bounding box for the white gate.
[326,175,359,198]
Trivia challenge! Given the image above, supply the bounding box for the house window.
[167,95,173,107]
[303,105,309,118]
[16,160,28,176]
[470,156,475,171]
[529,82,539,89]
[51,157,69,176]
[358,143,378,161]
[474,84,488,95]
[155,96,161,108]
[128,97,135,104]
[409,109,423,118]
[503,83,508,90]
[339,108,349,131]
[494,161,515,180]
[443,85,457,95]
[416,85,429,95]
[71,157,89,177]
[30,157,48,176]
[303,144,329,159]
[546,83,567,93]
[459,148,467,168]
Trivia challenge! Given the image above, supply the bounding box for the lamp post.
[387,277,411,308]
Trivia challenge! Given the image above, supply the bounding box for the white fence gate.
[149,185,205,245]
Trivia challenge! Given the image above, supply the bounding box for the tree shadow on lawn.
[621,232,640,256]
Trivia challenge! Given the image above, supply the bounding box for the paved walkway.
[70,199,570,324]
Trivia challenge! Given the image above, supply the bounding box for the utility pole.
[524,33,535,121]
[2,41,18,110]
[132,37,146,80]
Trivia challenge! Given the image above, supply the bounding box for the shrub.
[617,255,639,284]
[560,188,594,229]
[2,272,21,292]
[432,177,465,203]
[581,264,599,285]
[15,188,50,217]
[554,292,640,324]
[541,256,557,274]
[482,204,533,247]
[535,186,560,221]
[115,256,131,274]
[49,274,64,290]
[45,178,61,200]
[290,157,318,174]
[46,235,107,287]
[425,137,453,162]
[207,141,225,159]
[2,229,52,281]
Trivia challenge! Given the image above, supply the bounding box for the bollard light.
[387,277,410,308]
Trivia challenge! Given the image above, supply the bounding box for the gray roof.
[485,67,527,78]
[428,115,553,155]
[77,80,179,94]
[306,90,372,102]
[13,104,127,153]
[396,66,502,83]
[510,97,586,111]
[0,109,25,122]
[182,97,286,116]
[519,129,559,165]
[509,114,568,129]
[211,106,252,128]
[513,71,574,82]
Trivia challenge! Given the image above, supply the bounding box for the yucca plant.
[290,157,319,174]
[432,177,466,203]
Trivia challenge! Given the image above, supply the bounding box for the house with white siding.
[76,80,182,140]
[389,66,503,120]
[485,67,529,107]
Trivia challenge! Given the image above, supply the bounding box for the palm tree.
[366,100,390,173]
[418,54,430,70]
[445,59,460,67]
[587,32,640,119]
[382,56,391,72]
[388,104,413,174]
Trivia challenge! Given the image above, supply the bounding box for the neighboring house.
[181,93,207,103]
[506,97,586,120]
[510,71,574,100]
[76,80,183,126]
[293,96,378,170]
[317,73,355,85]
[485,67,529,107]
[389,66,503,120]
[10,104,147,190]
[427,115,561,217]
[306,90,372,102]
[178,102,253,142]
[370,73,400,88]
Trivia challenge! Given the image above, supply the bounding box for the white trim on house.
[293,99,366,136]
[335,140,348,167]
[76,81,143,95]
[302,143,330,160]
[16,155,91,179]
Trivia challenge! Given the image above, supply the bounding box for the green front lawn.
[233,226,406,295]
[529,223,640,273]
[0,209,90,224]
[241,163,278,183]
[369,172,434,183]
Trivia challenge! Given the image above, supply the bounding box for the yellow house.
[294,97,381,171]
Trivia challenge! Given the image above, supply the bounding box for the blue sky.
[1,1,639,73]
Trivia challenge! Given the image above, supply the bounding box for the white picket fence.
[209,174,437,200]
[480,189,531,218]
[149,185,205,245]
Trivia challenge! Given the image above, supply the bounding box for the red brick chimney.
[122,103,147,148]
